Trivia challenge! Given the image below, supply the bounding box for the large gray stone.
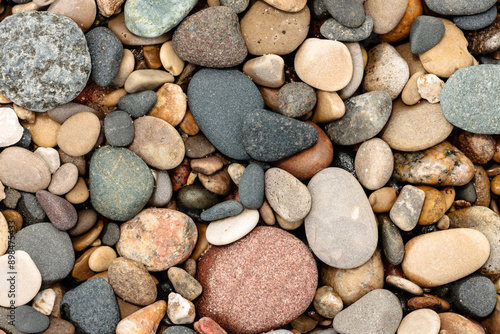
[425,0,496,15]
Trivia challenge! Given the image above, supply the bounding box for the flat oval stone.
[322,0,365,27]
[397,309,440,334]
[0,147,51,193]
[380,216,404,265]
[48,163,78,196]
[36,190,77,230]
[177,183,220,210]
[148,169,173,207]
[57,112,101,157]
[116,208,197,271]
[196,226,318,334]
[172,6,247,68]
[86,27,123,87]
[200,200,243,221]
[355,138,393,190]
[320,16,373,42]
[187,68,263,160]
[0,11,90,111]
[14,305,50,333]
[441,65,500,134]
[89,146,154,221]
[118,90,157,119]
[206,208,259,246]
[338,42,364,100]
[424,0,496,15]
[402,228,490,287]
[239,164,265,210]
[454,5,497,30]
[104,110,134,147]
[305,167,378,269]
[364,0,408,34]
[325,91,392,145]
[410,15,445,54]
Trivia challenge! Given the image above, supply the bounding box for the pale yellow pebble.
[228,163,245,186]
[112,49,135,87]
[102,88,127,107]
[160,41,185,76]
[417,73,444,104]
[65,177,89,204]
[88,246,117,272]
[12,1,42,14]
[22,112,61,148]
[276,213,303,230]
[401,71,424,106]
[124,70,174,94]
[13,104,35,123]
[312,90,345,123]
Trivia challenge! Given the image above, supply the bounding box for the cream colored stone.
[13,104,35,123]
[312,91,345,123]
[386,275,423,295]
[397,309,440,334]
[160,41,185,76]
[243,54,285,88]
[65,177,90,204]
[57,112,100,157]
[401,71,424,105]
[48,163,79,195]
[276,213,304,230]
[112,49,135,87]
[416,74,444,104]
[32,289,56,316]
[22,112,61,148]
[88,246,117,272]
[167,292,195,325]
[364,0,408,34]
[228,163,245,185]
[34,147,60,173]
[0,107,24,147]
[124,70,174,93]
[206,209,259,246]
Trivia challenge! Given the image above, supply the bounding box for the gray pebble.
[220,0,249,13]
[163,326,197,334]
[177,183,220,210]
[68,209,98,236]
[104,110,135,147]
[425,0,496,15]
[239,163,265,210]
[308,0,330,19]
[3,188,21,209]
[455,182,477,203]
[117,90,157,119]
[321,16,373,42]
[410,15,446,54]
[17,192,46,226]
[322,0,365,27]
[86,27,123,87]
[148,169,173,207]
[453,5,497,30]
[200,200,244,221]
[277,82,317,118]
[451,274,497,319]
[380,215,405,265]
[101,222,120,246]
[14,306,50,333]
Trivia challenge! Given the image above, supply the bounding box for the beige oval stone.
[129,116,185,170]
[88,246,117,272]
[102,88,127,107]
[417,74,443,104]
[124,70,174,94]
[108,12,171,46]
[439,312,483,334]
[0,213,7,256]
[402,228,490,287]
[206,208,259,246]
[148,83,186,127]
[338,42,364,100]
[112,49,135,87]
[386,275,423,295]
[401,71,423,106]
[397,309,440,334]
[312,90,345,123]
[364,0,408,34]
[395,42,425,76]
[160,41,185,76]
[380,99,454,152]
[262,0,306,12]
[48,163,79,196]
[57,112,101,157]
[355,138,393,190]
[0,147,51,192]
[22,112,61,148]
[243,54,285,88]
[240,1,310,56]
[369,187,398,213]
[12,2,43,14]
[65,177,89,204]
[295,38,353,92]
[276,213,303,230]
[48,0,96,32]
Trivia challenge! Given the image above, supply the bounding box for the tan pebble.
[243,54,285,88]
[88,246,117,272]
[186,171,198,186]
[160,41,185,76]
[395,42,425,76]
[65,177,89,204]
[364,0,408,34]
[12,1,42,14]
[191,156,223,176]
[312,90,345,123]
[112,49,135,87]
[143,45,162,69]
[198,168,232,196]
[71,246,98,282]
[262,0,306,12]
[183,258,197,277]
[228,163,245,185]
[492,175,500,195]
[72,220,104,252]
[207,0,220,5]
[369,187,398,213]
[108,12,171,46]
[291,314,318,333]
[397,308,441,334]
[258,86,279,110]
[149,83,186,127]
[276,213,303,230]
[401,71,424,105]
[437,215,450,230]
[440,313,483,334]
[386,275,423,295]
[48,163,79,196]
[102,88,127,107]
[2,210,23,235]
[168,266,203,301]
[0,213,8,256]
[13,103,35,123]
[96,0,125,17]
[440,187,455,211]
[91,239,101,247]
[57,112,100,157]
[417,74,444,104]
[259,199,276,225]
[124,69,174,93]
[179,110,200,136]
[32,288,56,316]
[116,300,167,334]
[416,186,447,225]
[190,223,209,261]
[313,286,343,318]
[355,138,394,190]
[48,0,96,32]
[22,112,60,148]
[0,92,11,103]
[167,292,196,324]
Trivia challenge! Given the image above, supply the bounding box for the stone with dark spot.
[277,82,317,118]
[86,27,123,87]
[321,16,373,42]
[450,274,497,319]
[168,267,203,301]
[454,5,497,30]
[200,200,244,221]
[465,14,500,55]
[424,0,496,15]
[0,11,91,112]
[36,190,77,231]
[117,90,157,119]
[322,0,365,28]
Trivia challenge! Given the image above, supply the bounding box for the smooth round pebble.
[200,200,244,221]
[450,274,497,319]
[36,190,77,230]
[242,54,285,88]
[100,222,120,246]
[68,209,97,236]
[397,309,440,334]
[277,82,317,118]
[104,110,134,147]
[313,286,343,318]
[364,0,408,34]
[355,138,393,190]
[148,169,173,207]
[88,246,117,272]
[57,112,101,157]
[177,183,220,210]
[14,305,50,333]
[148,83,186,127]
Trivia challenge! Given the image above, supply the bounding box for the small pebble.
[168,267,203,301]
[104,110,135,147]
[313,286,343,318]
[36,190,78,231]
[206,208,259,245]
[386,275,423,295]
[277,82,317,118]
[239,163,265,210]
[117,90,157,119]
[32,289,56,316]
[242,54,285,88]
[0,107,24,147]
[14,305,50,333]
[168,292,196,325]
[48,163,79,196]
[88,246,117,272]
[450,274,497,319]
[200,200,244,221]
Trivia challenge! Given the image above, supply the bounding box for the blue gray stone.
[118,90,157,119]
[163,326,197,334]
[441,65,500,134]
[410,16,445,54]
[453,5,497,30]
[14,223,75,287]
[239,164,265,210]
[321,16,373,42]
[200,200,244,221]
[425,0,496,15]
[0,11,91,111]
[220,0,249,14]
[89,146,154,221]
[61,278,120,334]
[242,109,318,162]
[86,27,123,87]
[322,0,365,28]
[104,110,134,147]
[101,222,120,246]
[187,69,264,160]
[13,306,50,333]
[451,274,497,319]
[124,0,198,37]
[17,192,46,226]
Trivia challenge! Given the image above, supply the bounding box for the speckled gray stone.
[187,69,264,160]
[322,0,365,27]
[200,200,244,221]
[86,27,123,87]
[425,0,496,15]
[117,90,157,119]
[441,65,500,134]
[101,222,120,246]
[0,306,24,334]
[450,274,497,319]
[163,326,197,334]
[321,16,373,42]
[309,0,330,19]
[410,16,445,54]
[104,110,134,147]
[13,306,50,333]
[89,146,154,221]
[61,278,120,334]
[380,215,405,265]
[325,91,392,145]
[238,164,265,210]
[277,82,317,118]
[17,192,46,226]
[14,223,75,287]
[453,5,497,30]
[0,11,91,112]
[220,0,249,14]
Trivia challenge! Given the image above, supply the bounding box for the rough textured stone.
[410,15,445,54]
[0,11,90,111]
[465,14,500,55]
[424,0,496,15]
[86,27,123,87]
[390,185,425,231]
[320,16,373,42]
[118,90,157,119]
[454,5,497,30]
[104,110,135,147]
[450,274,497,319]
[277,82,317,118]
[200,201,243,221]
[322,0,365,27]
[168,267,203,301]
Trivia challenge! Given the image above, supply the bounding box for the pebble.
[72,219,104,251]
[36,190,77,230]
[116,300,167,334]
[88,246,117,272]
[196,227,317,333]
[108,12,171,46]
[333,289,403,334]
[59,149,86,176]
[425,0,496,15]
[191,156,223,176]
[380,215,405,265]
[313,286,343,318]
[239,164,265,210]
[124,0,197,37]
[89,146,154,221]
[402,228,490,287]
[173,6,247,68]
[117,208,197,271]
[439,312,484,334]
[168,267,203,301]
[187,68,263,160]
[177,183,220,210]
[417,185,446,225]
[168,292,196,325]
[34,147,60,174]
[354,138,393,190]
[13,305,50,333]
[393,141,475,186]
[112,49,135,87]
[321,249,384,306]
[96,0,125,17]
[60,278,120,334]
[386,275,423,295]
[15,128,32,150]
[450,274,497,319]
[149,83,186,127]
[441,64,500,134]
[325,90,392,145]
[57,112,101,157]
[108,257,157,305]
[454,5,497,30]
[364,0,408,34]
[100,222,120,247]
[369,187,398,213]
[47,102,101,124]
[277,82,317,118]
[124,69,174,93]
[417,74,444,103]
[312,91,345,123]
[363,43,409,100]
[39,316,75,334]
[338,42,364,100]
[205,205,257,243]
[0,11,91,112]
[455,182,477,203]
[185,134,216,159]
[148,169,173,207]
[320,16,373,42]
[397,309,440,334]
[410,15,445,54]
[160,41,185,76]
[0,107,23,147]
[294,38,353,91]
[0,250,41,307]
[104,110,135,147]
[32,289,56,316]
[306,168,378,269]
[465,14,500,55]
[242,54,285,88]
[86,27,123,87]
[241,1,310,55]
[457,131,495,165]
[118,90,157,119]
[200,201,243,221]
[65,177,89,204]
[379,0,423,43]
[322,0,365,27]
[198,168,232,196]
[163,326,197,334]
[389,185,425,231]
[17,192,46,226]
[48,0,96,32]
[23,112,60,148]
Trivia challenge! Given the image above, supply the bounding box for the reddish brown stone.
[143,45,162,69]
[194,317,228,334]
[473,166,491,207]
[408,294,450,312]
[465,14,500,55]
[482,294,500,334]
[273,122,333,180]
[456,131,495,165]
[196,226,318,334]
[170,158,191,192]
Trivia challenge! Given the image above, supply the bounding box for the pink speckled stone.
[116,208,197,271]
[194,317,228,334]
[196,226,318,334]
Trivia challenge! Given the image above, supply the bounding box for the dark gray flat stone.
[451,274,497,319]
[200,200,244,221]
[118,90,157,119]
[14,306,50,333]
[453,5,497,30]
[104,110,135,147]
[410,15,445,54]
[17,192,46,226]
[425,0,496,15]
[239,163,265,210]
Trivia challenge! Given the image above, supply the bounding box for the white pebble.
[0,107,24,147]
[417,74,444,104]
[32,288,56,315]
[34,147,61,173]
[167,292,195,324]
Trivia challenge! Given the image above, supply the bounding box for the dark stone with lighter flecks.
[465,14,500,55]
[60,278,120,334]
[101,222,120,246]
[185,134,217,159]
[14,128,32,149]
[177,183,221,210]
[239,164,265,210]
[0,11,91,112]
[86,27,123,87]
[380,215,405,265]
[454,5,497,30]
[425,0,496,15]
[14,306,50,333]
[321,16,373,42]
[104,110,135,147]
[277,82,317,118]
[200,200,244,221]
[17,192,46,226]
[242,109,318,162]
[410,16,445,54]
[220,0,249,14]
[322,0,365,28]
[36,190,77,231]
[309,0,330,19]
[332,146,356,177]
[450,274,497,319]
[117,90,157,119]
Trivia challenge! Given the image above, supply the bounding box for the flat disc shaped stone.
[0,11,91,111]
